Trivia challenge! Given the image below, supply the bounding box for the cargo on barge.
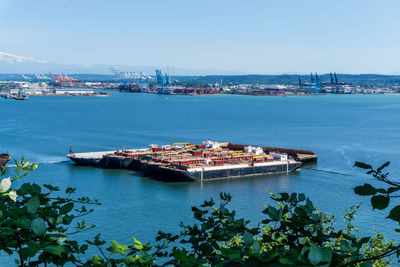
[67,141,313,182]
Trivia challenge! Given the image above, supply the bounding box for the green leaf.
[340,240,356,253]
[360,261,373,267]
[354,162,373,169]
[243,231,253,246]
[306,198,314,210]
[43,245,62,256]
[80,244,88,252]
[60,203,74,214]
[371,195,390,210]
[173,249,187,262]
[91,254,102,264]
[252,242,260,254]
[125,256,135,263]
[354,184,377,196]
[377,161,390,172]
[308,243,323,265]
[388,187,400,194]
[279,192,289,200]
[30,184,41,195]
[27,196,40,214]
[31,217,46,235]
[63,215,73,225]
[131,237,143,250]
[161,240,169,249]
[20,218,31,229]
[18,183,32,195]
[358,237,371,246]
[108,240,129,255]
[19,246,39,259]
[43,184,60,191]
[388,206,400,222]
[279,258,294,264]
[298,248,308,262]
[267,206,279,220]
[228,250,241,260]
[298,193,306,201]
[311,214,320,222]
[320,248,332,264]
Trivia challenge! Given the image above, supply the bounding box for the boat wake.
[302,167,352,176]
[4,160,69,168]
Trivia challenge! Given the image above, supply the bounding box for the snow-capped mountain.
[0,50,240,75]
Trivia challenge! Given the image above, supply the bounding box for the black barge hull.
[103,156,141,170]
[142,162,302,182]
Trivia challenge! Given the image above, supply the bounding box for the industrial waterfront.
[1,92,400,265]
[1,71,400,100]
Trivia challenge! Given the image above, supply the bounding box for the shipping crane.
[155,69,172,94]
[49,72,79,86]
[109,67,151,92]
[21,74,31,80]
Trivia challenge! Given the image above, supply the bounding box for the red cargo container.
[204,153,214,157]
[192,151,202,156]
[152,147,162,152]
[197,145,206,149]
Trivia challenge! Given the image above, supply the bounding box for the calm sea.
[1,92,400,263]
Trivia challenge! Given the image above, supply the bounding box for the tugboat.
[0,154,11,166]
[13,90,28,100]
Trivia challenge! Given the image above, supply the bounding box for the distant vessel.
[12,90,28,100]
[0,154,11,166]
[67,141,317,182]
[12,95,29,100]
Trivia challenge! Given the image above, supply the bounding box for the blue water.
[1,92,400,263]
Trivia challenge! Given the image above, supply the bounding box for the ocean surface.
[1,92,400,263]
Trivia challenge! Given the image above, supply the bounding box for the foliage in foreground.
[0,159,398,266]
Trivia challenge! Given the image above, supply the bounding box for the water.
[1,92,400,263]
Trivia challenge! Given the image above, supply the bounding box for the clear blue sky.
[0,0,399,74]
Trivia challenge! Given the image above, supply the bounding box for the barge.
[67,141,314,182]
[68,150,116,167]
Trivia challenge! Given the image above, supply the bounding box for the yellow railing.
[171,142,189,146]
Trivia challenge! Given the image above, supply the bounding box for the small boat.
[12,95,29,100]
[12,90,29,100]
[0,154,11,166]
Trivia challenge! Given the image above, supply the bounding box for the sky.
[0,0,400,74]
